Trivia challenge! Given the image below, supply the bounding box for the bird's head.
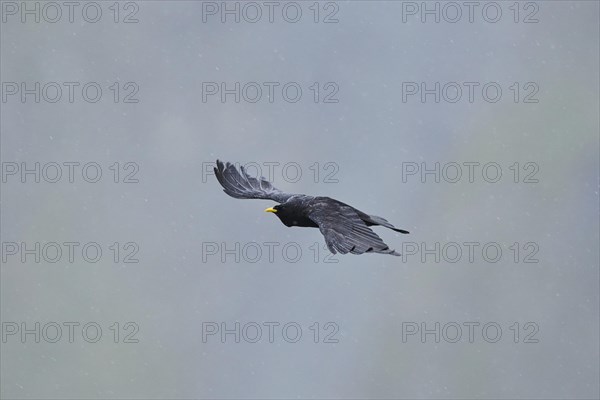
[263,199,316,228]
[264,203,297,227]
[264,204,282,215]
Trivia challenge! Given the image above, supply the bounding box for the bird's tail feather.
[366,214,410,234]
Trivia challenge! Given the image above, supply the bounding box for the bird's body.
[214,160,409,256]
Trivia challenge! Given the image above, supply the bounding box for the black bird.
[214,160,409,256]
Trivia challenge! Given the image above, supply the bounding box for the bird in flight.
[214,160,409,256]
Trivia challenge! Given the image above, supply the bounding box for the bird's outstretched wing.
[214,160,296,204]
[308,199,400,256]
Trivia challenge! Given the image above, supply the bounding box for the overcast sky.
[1,1,599,399]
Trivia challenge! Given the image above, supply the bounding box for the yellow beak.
[264,207,277,213]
